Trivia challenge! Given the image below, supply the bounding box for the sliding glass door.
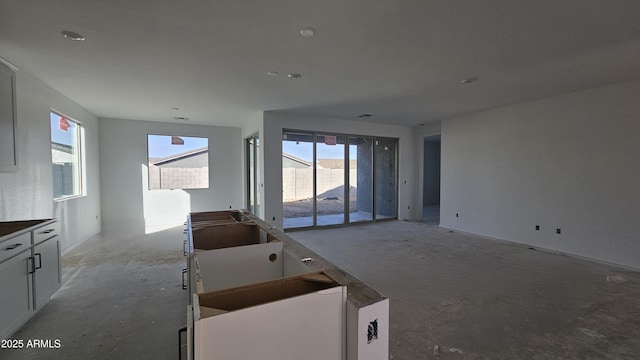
[246,135,261,216]
[375,138,397,219]
[315,134,346,226]
[282,132,315,228]
[348,137,373,222]
[282,130,397,229]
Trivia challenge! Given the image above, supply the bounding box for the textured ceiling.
[1,0,639,127]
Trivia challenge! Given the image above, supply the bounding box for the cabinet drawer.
[32,221,60,245]
[0,232,30,263]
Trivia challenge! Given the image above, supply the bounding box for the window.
[51,111,84,200]
[147,135,209,190]
[282,129,398,229]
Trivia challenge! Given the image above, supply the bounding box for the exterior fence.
[283,168,357,201]
[149,166,209,190]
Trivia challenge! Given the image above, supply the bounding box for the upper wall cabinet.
[0,61,18,172]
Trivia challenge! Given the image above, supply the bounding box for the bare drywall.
[0,70,101,253]
[440,79,640,269]
[262,112,418,229]
[99,118,243,235]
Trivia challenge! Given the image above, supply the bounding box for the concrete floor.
[3,220,640,360]
[289,221,640,360]
[3,227,187,360]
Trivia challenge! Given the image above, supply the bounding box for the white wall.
[262,112,418,229]
[440,79,640,269]
[0,70,101,253]
[99,118,243,235]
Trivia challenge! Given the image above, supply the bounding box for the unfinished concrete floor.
[3,220,640,360]
[2,227,187,360]
[289,221,640,360]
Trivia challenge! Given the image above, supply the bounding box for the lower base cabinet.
[193,273,346,360]
[0,219,61,340]
[0,250,33,340]
[33,237,61,309]
[182,211,390,360]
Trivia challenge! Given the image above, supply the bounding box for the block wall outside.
[148,165,209,189]
[282,168,357,201]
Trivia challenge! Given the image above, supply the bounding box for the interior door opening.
[422,135,441,223]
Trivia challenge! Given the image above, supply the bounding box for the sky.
[50,112,76,145]
[148,135,208,158]
[51,113,208,158]
[283,141,357,161]
[51,112,352,161]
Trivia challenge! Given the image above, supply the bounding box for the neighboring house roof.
[282,153,312,168]
[52,142,73,154]
[52,142,75,164]
[151,147,208,166]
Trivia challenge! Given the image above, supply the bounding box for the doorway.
[282,130,397,229]
[246,134,261,217]
[422,135,441,223]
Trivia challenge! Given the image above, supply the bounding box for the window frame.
[51,110,85,201]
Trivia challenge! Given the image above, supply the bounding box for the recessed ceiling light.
[266,71,279,77]
[300,28,316,38]
[358,114,373,118]
[288,73,302,79]
[171,107,180,111]
[461,78,478,84]
[61,30,85,41]
[174,116,189,121]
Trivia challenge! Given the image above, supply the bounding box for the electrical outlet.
[535,225,540,231]
[556,228,561,234]
[367,319,378,344]
[456,213,459,218]
[272,216,276,221]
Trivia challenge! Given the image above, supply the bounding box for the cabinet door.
[0,251,33,340]
[33,236,61,309]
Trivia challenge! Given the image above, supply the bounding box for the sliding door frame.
[282,129,398,230]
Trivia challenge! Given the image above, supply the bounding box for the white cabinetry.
[182,210,389,360]
[33,236,61,308]
[0,219,61,340]
[193,273,346,360]
[0,247,33,339]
